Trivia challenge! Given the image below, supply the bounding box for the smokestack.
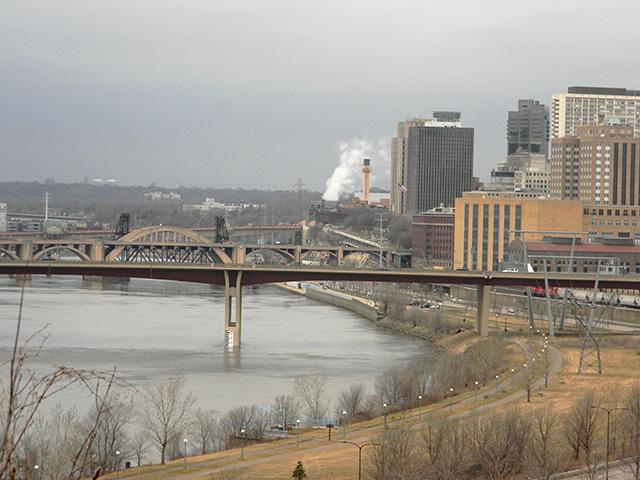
[362,158,371,204]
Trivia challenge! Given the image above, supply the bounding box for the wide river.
[0,276,428,416]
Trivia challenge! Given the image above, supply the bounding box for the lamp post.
[240,429,245,459]
[417,395,423,419]
[342,410,347,439]
[474,381,479,409]
[115,450,121,480]
[383,403,388,430]
[448,388,454,413]
[296,419,301,449]
[340,441,380,480]
[495,375,500,396]
[33,465,40,480]
[591,406,630,480]
[183,438,187,470]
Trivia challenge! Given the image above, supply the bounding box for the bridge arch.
[0,248,19,260]
[118,225,213,244]
[107,225,232,264]
[32,246,91,262]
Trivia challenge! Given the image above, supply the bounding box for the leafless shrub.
[367,424,416,480]
[337,383,368,421]
[621,383,640,479]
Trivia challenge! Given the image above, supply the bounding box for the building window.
[463,204,469,269]
[482,205,489,271]
[472,204,478,270]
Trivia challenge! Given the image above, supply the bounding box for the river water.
[0,276,428,416]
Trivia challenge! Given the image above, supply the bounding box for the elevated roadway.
[1,260,636,348]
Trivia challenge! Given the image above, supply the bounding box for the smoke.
[322,137,390,201]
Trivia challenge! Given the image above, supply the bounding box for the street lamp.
[183,438,188,470]
[340,441,379,480]
[417,395,423,418]
[448,388,454,413]
[240,428,246,459]
[591,406,630,480]
[296,419,301,449]
[383,403,388,430]
[495,375,500,396]
[115,450,121,480]
[474,381,479,409]
[33,465,40,480]
[342,410,348,439]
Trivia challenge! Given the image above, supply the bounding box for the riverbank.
[275,282,476,349]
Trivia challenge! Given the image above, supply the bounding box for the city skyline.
[2,1,640,190]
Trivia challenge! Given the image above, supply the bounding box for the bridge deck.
[0,261,636,290]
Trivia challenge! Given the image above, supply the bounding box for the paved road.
[555,462,638,479]
[115,338,561,480]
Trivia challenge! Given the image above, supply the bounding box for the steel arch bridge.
[105,226,233,264]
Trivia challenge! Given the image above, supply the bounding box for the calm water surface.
[0,276,429,414]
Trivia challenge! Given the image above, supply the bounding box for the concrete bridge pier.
[476,284,489,337]
[223,270,243,348]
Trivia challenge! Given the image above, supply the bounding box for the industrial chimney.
[362,158,371,204]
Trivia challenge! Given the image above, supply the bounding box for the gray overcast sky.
[1,0,639,191]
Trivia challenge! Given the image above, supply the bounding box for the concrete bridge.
[0,225,388,266]
[0,260,635,348]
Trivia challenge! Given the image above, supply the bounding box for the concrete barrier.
[305,288,380,321]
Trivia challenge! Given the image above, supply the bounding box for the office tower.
[390,118,429,214]
[551,122,640,239]
[551,86,640,138]
[405,115,474,214]
[507,99,550,157]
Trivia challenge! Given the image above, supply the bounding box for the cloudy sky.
[1,0,639,191]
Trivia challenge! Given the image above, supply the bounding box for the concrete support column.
[88,241,104,262]
[223,270,243,348]
[294,247,302,264]
[337,247,344,266]
[17,242,33,260]
[476,284,490,337]
[233,246,246,264]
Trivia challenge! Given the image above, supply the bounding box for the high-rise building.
[453,192,583,271]
[551,122,640,239]
[551,86,640,138]
[390,118,430,214]
[507,99,550,157]
[405,116,474,214]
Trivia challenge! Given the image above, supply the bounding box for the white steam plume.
[323,137,390,201]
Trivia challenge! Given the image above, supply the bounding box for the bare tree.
[140,377,195,464]
[420,417,471,479]
[1,279,119,479]
[562,392,599,464]
[130,428,149,467]
[271,394,300,430]
[192,408,218,455]
[471,408,531,479]
[526,407,565,480]
[621,384,640,479]
[294,375,328,420]
[368,425,416,480]
[84,391,134,472]
[337,384,367,420]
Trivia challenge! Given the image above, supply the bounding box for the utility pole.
[294,178,305,223]
[376,212,386,268]
[44,191,49,221]
[578,261,602,373]
[558,235,576,331]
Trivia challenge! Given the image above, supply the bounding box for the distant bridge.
[0,259,635,348]
[0,225,388,266]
